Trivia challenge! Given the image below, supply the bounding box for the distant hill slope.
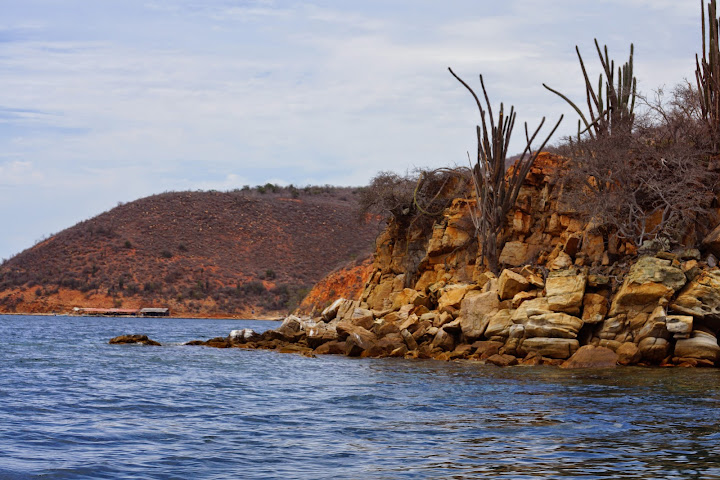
[0,187,381,317]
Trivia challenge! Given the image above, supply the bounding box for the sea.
[1,314,719,479]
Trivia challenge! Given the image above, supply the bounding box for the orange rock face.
[294,256,374,317]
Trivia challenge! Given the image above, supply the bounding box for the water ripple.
[2,315,720,478]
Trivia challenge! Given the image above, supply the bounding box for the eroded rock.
[518,337,579,359]
[458,290,500,341]
[498,269,530,300]
[610,256,686,316]
[545,268,586,314]
[524,312,584,339]
[109,334,161,346]
[674,331,720,362]
[560,345,618,368]
[671,270,720,319]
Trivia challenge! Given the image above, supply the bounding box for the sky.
[0,0,704,260]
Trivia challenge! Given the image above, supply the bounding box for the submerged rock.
[486,353,519,367]
[109,335,161,346]
[230,328,258,342]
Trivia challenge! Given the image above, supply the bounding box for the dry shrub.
[558,84,719,248]
[358,167,471,233]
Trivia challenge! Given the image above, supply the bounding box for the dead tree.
[449,68,563,274]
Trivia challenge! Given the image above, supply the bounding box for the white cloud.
[0,0,708,259]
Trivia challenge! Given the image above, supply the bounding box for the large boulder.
[321,298,346,322]
[430,328,455,351]
[486,353,519,366]
[336,322,373,341]
[518,337,579,359]
[305,323,338,348]
[702,223,720,257]
[610,256,686,316]
[545,268,586,315]
[616,342,642,365]
[511,297,551,324]
[344,327,378,357]
[498,241,530,266]
[349,308,375,330]
[665,315,693,336]
[437,284,473,313]
[361,334,406,358]
[582,293,608,324]
[314,340,347,355]
[674,330,720,362]
[523,312,584,339]
[276,315,303,339]
[484,309,514,340]
[671,270,720,319]
[400,328,419,350]
[229,328,258,343]
[366,280,394,311]
[560,345,618,368]
[458,290,500,340]
[498,269,530,301]
[336,299,359,322]
[637,337,670,363]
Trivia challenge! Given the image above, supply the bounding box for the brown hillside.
[0,187,381,317]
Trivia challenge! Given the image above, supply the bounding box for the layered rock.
[184,153,720,368]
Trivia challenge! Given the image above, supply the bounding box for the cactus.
[544,39,636,138]
[449,68,563,274]
[696,0,720,148]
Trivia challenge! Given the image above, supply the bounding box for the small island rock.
[109,335,161,346]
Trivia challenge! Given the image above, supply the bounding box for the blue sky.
[0,0,703,260]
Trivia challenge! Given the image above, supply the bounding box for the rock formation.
[109,334,161,346]
[188,153,720,368]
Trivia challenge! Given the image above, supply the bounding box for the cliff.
[0,188,381,318]
[294,255,374,317]
[219,152,720,367]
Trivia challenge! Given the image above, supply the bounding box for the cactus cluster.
[696,0,720,147]
[449,68,562,274]
[544,39,636,139]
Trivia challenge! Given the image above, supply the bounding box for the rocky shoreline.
[110,250,720,369]
[110,153,720,368]
[177,253,720,368]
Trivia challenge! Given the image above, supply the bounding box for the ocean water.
[1,314,720,479]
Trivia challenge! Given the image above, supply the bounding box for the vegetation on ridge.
[0,186,381,316]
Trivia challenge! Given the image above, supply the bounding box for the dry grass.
[0,187,381,316]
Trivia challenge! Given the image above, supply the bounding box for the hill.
[0,186,381,317]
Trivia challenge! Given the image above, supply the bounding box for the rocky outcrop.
[109,334,161,346]
[193,152,720,368]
